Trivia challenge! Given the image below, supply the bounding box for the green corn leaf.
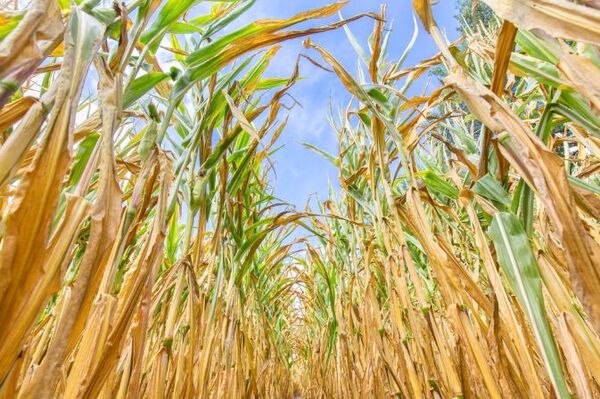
[302,142,338,166]
[69,132,100,186]
[419,170,458,200]
[472,173,511,209]
[124,72,169,108]
[140,0,200,51]
[489,212,571,399]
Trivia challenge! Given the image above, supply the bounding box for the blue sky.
[229,1,460,209]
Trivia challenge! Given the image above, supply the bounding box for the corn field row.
[1,0,600,398]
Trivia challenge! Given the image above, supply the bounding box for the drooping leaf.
[489,212,571,399]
